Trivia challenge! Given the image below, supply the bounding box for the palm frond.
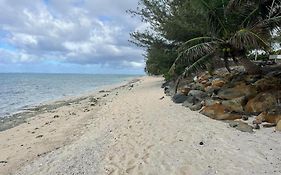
[183,52,214,76]
[230,28,270,50]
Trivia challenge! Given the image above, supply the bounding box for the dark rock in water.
[228,121,253,133]
[172,93,188,104]
[245,93,277,113]
[190,103,203,111]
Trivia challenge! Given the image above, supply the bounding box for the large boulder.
[182,96,199,108]
[221,97,246,113]
[245,93,277,113]
[254,77,281,92]
[172,93,188,104]
[200,103,242,120]
[189,103,203,111]
[217,82,257,100]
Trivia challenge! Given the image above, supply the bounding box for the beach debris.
[159,96,165,100]
[36,135,43,138]
[84,108,90,112]
[53,115,59,118]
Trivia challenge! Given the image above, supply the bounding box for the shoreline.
[0,76,142,132]
[1,76,280,175]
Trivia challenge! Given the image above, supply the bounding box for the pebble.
[199,141,204,145]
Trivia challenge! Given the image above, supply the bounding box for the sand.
[0,76,281,175]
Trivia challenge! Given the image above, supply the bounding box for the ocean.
[0,73,139,118]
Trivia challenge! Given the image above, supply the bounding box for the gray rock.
[204,99,221,106]
[188,90,208,100]
[228,121,253,133]
[190,103,203,111]
[172,93,188,104]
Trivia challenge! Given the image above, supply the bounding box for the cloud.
[0,0,144,72]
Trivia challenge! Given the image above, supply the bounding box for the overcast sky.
[0,0,146,74]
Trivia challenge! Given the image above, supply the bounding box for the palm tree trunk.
[239,56,262,74]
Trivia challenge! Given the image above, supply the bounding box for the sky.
[0,0,146,74]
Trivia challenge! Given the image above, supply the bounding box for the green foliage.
[130,0,281,76]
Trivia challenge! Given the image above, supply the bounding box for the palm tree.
[170,0,281,76]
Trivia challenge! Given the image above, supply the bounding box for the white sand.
[1,76,280,175]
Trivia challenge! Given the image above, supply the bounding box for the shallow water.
[0,73,138,117]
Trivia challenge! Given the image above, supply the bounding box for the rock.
[199,141,204,145]
[254,77,281,92]
[0,161,8,164]
[205,86,220,95]
[245,93,277,113]
[204,99,221,106]
[228,121,254,133]
[200,104,242,120]
[190,83,205,91]
[217,83,257,100]
[36,135,43,138]
[253,112,281,124]
[159,96,165,100]
[244,75,262,83]
[276,120,281,131]
[53,115,59,118]
[190,103,203,111]
[188,90,208,100]
[263,123,277,128]
[172,93,188,104]
[180,86,191,95]
[221,97,246,113]
[254,124,260,129]
[211,79,225,88]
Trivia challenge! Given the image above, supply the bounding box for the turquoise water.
[0,73,138,117]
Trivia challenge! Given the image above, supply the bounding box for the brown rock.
[201,103,242,120]
[254,77,281,92]
[221,97,246,113]
[218,82,257,100]
[211,79,225,88]
[254,112,281,124]
[245,93,277,113]
[276,120,281,131]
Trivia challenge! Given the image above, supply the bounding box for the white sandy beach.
[0,76,281,175]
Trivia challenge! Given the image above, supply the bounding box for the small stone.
[53,115,59,118]
[199,141,204,145]
[254,124,260,129]
[36,135,43,138]
[0,161,8,164]
[179,139,183,142]
[159,96,165,100]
